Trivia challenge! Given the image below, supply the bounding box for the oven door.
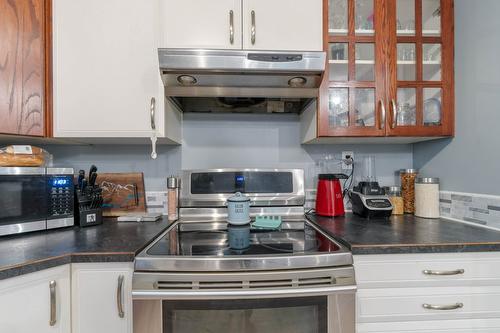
[0,168,48,235]
[133,267,356,333]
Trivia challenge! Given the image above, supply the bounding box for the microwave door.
[0,174,48,229]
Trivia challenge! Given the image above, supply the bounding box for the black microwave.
[0,167,75,236]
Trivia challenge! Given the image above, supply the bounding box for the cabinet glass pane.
[329,0,348,35]
[422,0,441,36]
[397,0,415,36]
[354,88,375,127]
[423,44,441,81]
[397,44,416,81]
[329,43,349,81]
[355,0,374,35]
[424,88,442,126]
[329,88,349,128]
[355,44,375,81]
[397,88,416,126]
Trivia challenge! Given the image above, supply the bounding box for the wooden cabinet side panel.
[0,0,45,136]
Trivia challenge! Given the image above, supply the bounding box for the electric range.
[133,169,355,333]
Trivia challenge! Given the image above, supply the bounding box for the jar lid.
[383,186,401,195]
[227,192,251,202]
[400,168,418,174]
[167,176,179,189]
[416,177,440,184]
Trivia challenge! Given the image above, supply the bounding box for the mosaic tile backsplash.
[440,191,500,228]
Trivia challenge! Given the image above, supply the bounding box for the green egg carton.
[252,216,282,230]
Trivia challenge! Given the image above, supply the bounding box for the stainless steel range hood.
[159,49,326,114]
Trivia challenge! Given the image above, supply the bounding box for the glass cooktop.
[146,220,341,257]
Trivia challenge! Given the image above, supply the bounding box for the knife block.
[75,187,103,227]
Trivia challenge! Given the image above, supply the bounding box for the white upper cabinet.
[52,0,181,142]
[0,265,71,333]
[162,0,323,52]
[161,0,242,49]
[242,0,323,51]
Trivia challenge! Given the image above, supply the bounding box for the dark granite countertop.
[307,213,500,255]
[0,218,170,280]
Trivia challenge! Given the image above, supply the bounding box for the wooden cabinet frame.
[0,0,53,137]
[318,0,454,138]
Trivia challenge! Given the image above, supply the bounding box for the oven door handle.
[132,285,357,300]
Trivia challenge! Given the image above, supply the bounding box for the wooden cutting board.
[95,173,146,217]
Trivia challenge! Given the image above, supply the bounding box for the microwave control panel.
[48,176,74,217]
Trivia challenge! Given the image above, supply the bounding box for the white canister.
[226,192,251,225]
[415,177,440,219]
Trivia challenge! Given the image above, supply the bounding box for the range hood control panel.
[247,53,303,62]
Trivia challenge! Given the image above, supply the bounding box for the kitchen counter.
[308,213,500,255]
[0,218,170,280]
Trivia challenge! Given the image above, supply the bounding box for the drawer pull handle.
[423,302,463,311]
[423,269,465,276]
[117,275,125,318]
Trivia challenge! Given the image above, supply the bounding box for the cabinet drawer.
[357,286,500,323]
[354,253,500,288]
[358,318,500,332]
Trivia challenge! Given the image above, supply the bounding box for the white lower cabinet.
[354,253,500,333]
[0,265,71,333]
[71,262,134,333]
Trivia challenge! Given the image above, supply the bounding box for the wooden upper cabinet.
[318,0,454,138]
[0,0,49,137]
[385,0,454,136]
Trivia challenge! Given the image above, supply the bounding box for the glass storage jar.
[400,169,419,214]
[415,177,440,219]
[384,186,404,215]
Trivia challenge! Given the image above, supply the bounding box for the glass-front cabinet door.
[386,0,454,136]
[319,0,387,136]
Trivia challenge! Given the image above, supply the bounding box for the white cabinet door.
[53,0,178,139]
[242,0,323,51]
[161,0,242,49]
[0,265,71,333]
[71,263,133,333]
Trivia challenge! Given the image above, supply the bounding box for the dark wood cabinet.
[318,0,454,139]
[0,0,51,137]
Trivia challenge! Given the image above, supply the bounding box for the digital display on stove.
[190,172,293,194]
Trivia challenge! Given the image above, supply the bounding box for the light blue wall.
[44,113,413,191]
[413,0,500,195]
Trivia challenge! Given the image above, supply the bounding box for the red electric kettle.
[315,174,348,217]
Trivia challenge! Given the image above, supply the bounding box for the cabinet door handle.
[150,97,156,131]
[423,269,465,276]
[423,302,463,311]
[379,99,386,130]
[117,275,125,318]
[49,280,57,326]
[251,10,256,45]
[229,10,234,44]
[390,99,397,129]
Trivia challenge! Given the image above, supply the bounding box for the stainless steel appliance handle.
[379,99,386,130]
[251,10,256,45]
[49,280,57,326]
[150,97,156,131]
[423,269,465,276]
[229,10,234,44]
[390,99,397,128]
[423,302,463,311]
[132,285,357,300]
[117,275,125,318]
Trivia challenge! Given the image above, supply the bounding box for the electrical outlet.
[342,151,354,170]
